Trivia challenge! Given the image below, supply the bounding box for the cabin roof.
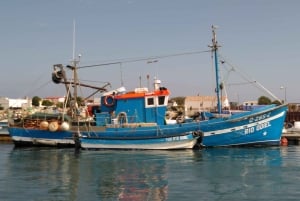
[115,89,170,99]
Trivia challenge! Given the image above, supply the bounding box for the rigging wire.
[77,50,210,69]
[25,80,52,97]
[218,53,281,101]
[76,79,110,84]
[226,81,257,86]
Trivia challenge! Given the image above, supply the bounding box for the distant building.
[0,97,31,109]
[43,96,65,104]
[0,97,9,109]
[0,95,102,111]
[184,96,228,116]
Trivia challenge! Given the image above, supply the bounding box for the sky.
[1,0,300,104]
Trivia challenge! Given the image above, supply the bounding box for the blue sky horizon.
[1,0,299,104]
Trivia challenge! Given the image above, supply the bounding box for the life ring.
[104,95,115,107]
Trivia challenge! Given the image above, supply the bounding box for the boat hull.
[200,104,287,147]
[8,122,201,149]
[80,133,199,150]
[79,123,202,150]
[8,105,287,149]
[8,127,75,147]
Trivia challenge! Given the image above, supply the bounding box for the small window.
[158,96,165,105]
[147,97,154,105]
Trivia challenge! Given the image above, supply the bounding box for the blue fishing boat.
[78,26,287,148]
[8,26,287,149]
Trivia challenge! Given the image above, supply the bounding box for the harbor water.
[0,143,300,201]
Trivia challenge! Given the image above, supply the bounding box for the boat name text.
[244,121,271,135]
[166,136,188,141]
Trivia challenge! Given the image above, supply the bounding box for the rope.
[77,50,210,69]
[218,53,281,102]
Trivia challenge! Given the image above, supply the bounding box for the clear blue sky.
[1,0,299,104]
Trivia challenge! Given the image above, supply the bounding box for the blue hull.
[200,104,287,147]
[80,132,199,150]
[8,127,75,147]
[8,105,287,149]
[79,123,201,149]
[8,122,201,149]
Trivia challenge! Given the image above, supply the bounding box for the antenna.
[139,76,142,88]
[147,74,150,89]
[120,63,124,86]
[72,20,76,61]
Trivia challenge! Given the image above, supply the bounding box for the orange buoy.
[40,121,49,130]
[49,121,59,132]
[281,137,288,146]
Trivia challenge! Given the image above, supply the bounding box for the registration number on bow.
[249,113,271,123]
[244,121,271,134]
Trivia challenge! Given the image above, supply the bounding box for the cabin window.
[147,97,154,106]
[158,96,165,105]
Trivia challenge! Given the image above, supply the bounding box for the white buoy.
[60,122,70,131]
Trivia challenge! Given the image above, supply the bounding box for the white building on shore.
[0,97,32,109]
[184,96,229,116]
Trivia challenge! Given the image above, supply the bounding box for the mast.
[72,20,78,102]
[210,25,222,114]
[69,20,80,119]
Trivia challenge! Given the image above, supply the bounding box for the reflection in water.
[75,150,199,201]
[2,147,199,201]
[3,146,299,201]
[3,147,80,201]
[77,151,169,200]
[194,147,283,201]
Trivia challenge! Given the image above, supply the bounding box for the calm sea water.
[0,143,299,201]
